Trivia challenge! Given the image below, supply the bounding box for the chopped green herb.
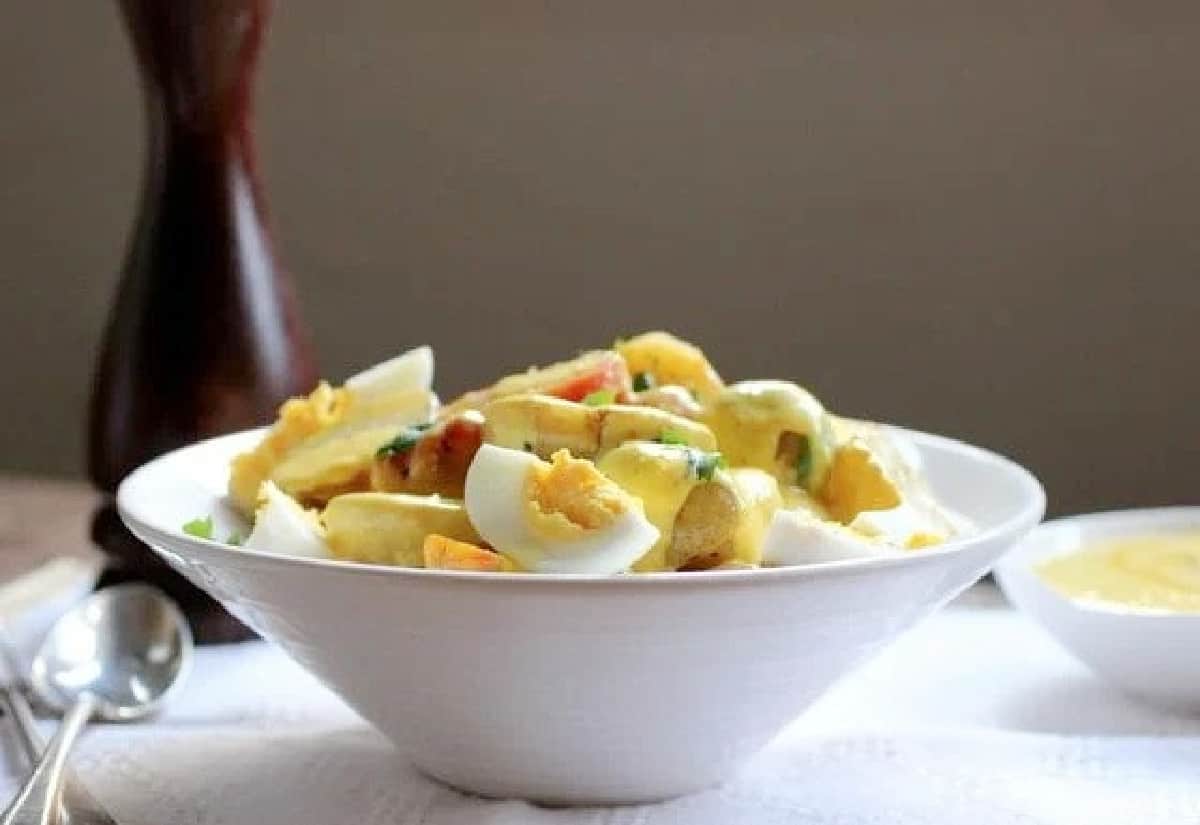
[226,532,244,547]
[688,450,728,482]
[632,371,656,392]
[182,516,214,540]
[583,389,616,407]
[522,441,535,453]
[377,431,421,458]
[655,429,689,446]
[794,435,813,484]
[376,422,432,458]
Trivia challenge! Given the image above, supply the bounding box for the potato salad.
[221,332,966,574]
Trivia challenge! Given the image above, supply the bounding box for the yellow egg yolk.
[229,381,349,514]
[821,438,902,523]
[423,534,516,572]
[522,450,628,540]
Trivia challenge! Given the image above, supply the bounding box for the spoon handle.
[1,695,96,825]
[0,631,43,760]
[0,684,41,760]
[0,629,119,825]
[0,687,118,825]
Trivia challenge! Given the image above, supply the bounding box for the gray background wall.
[2,2,1197,516]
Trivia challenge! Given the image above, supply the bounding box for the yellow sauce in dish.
[1036,534,1200,613]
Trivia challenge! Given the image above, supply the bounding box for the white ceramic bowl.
[995,507,1200,715]
[118,427,1043,804]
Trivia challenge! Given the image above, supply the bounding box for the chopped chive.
[688,450,728,482]
[522,441,535,453]
[794,435,813,484]
[582,389,616,407]
[226,532,244,546]
[182,516,214,540]
[654,429,689,446]
[632,371,656,392]
[376,422,432,458]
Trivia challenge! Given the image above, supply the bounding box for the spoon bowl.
[1,584,193,825]
[30,583,192,721]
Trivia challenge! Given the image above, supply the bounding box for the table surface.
[0,474,98,579]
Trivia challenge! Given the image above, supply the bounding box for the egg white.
[464,444,659,574]
[244,482,330,559]
[761,508,898,567]
[887,430,923,472]
[849,504,943,548]
[345,345,434,397]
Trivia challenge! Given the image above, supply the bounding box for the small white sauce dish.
[995,507,1200,715]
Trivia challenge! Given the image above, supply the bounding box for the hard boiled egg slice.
[244,481,330,559]
[849,503,948,549]
[761,508,898,567]
[345,345,434,397]
[464,444,659,574]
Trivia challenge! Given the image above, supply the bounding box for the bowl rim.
[117,424,1046,589]
[995,505,1200,620]
[1006,505,1200,540]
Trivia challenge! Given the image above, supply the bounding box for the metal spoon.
[0,627,118,825]
[1,584,193,825]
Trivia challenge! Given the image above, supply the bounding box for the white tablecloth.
[3,588,1198,825]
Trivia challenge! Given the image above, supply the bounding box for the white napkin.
[3,588,1198,825]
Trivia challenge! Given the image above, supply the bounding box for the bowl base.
[415,763,723,807]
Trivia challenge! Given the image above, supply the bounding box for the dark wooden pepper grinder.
[89,0,317,642]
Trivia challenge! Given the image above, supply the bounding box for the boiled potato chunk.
[596,442,780,571]
[596,441,705,571]
[371,411,485,499]
[599,406,715,453]
[482,394,715,460]
[633,385,705,419]
[703,380,835,495]
[324,492,481,567]
[615,331,724,402]
[483,394,601,458]
[270,389,436,508]
[668,468,782,570]
[725,468,784,566]
[668,481,740,571]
